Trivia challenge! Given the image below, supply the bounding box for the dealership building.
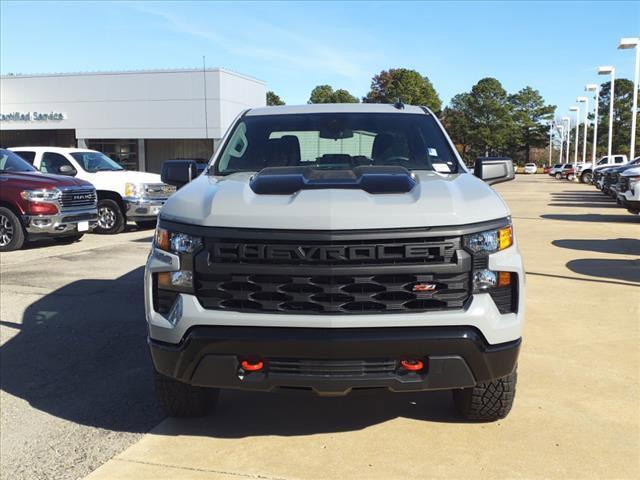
[0,68,266,172]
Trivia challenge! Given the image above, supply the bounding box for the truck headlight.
[628,175,640,191]
[154,227,202,291]
[124,182,145,198]
[463,224,513,255]
[20,188,61,202]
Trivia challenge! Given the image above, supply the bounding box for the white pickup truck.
[10,147,175,234]
[576,154,627,183]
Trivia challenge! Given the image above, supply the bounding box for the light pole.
[576,96,588,181]
[598,66,616,160]
[548,121,554,167]
[570,106,580,168]
[618,37,639,160]
[585,84,600,167]
[558,123,565,164]
[565,115,572,164]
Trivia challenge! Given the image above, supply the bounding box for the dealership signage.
[0,111,65,122]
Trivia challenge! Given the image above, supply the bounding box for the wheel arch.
[96,190,126,213]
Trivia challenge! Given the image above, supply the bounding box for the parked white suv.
[523,163,537,174]
[10,147,175,234]
[145,103,524,422]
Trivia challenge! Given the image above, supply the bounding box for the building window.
[86,139,139,170]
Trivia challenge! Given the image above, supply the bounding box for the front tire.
[0,207,26,252]
[453,368,517,421]
[95,199,125,234]
[580,172,592,184]
[555,173,562,179]
[154,370,219,417]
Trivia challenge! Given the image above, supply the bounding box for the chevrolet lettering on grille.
[212,243,448,263]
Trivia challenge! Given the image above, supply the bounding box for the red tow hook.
[240,359,264,372]
[400,359,425,372]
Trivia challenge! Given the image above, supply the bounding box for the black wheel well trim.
[96,190,126,213]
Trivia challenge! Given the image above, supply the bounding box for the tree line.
[266,68,638,164]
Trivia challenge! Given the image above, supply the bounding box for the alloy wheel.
[98,206,116,230]
[0,214,14,247]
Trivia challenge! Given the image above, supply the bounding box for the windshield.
[0,149,37,173]
[214,113,460,175]
[70,151,124,172]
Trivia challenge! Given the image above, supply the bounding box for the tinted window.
[614,157,624,164]
[13,151,36,164]
[0,149,37,172]
[215,113,460,175]
[70,151,124,172]
[41,152,74,175]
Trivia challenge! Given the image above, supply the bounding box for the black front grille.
[194,231,471,314]
[269,358,398,377]
[488,275,518,314]
[619,177,630,192]
[59,188,97,209]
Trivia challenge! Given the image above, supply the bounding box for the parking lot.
[1,175,638,480]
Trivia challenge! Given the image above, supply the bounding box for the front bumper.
[124,198,167,221]
[23,208,98,236]
[149,326,520,395]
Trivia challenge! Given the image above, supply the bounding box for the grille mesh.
[268,358,398,377]
[59,188,96,209]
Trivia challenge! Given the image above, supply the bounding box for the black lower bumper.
[149,326,520,396]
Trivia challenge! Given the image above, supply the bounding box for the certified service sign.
[0,111,65,121]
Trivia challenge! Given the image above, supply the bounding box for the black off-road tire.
[0,207,26,252]
[453,368,517,421]
[53,234,84,244]
[154,370,219,417]
[95,199,125,234]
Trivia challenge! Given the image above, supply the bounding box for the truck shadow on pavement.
[0,267,471,437]
[541,213,639,224]
[552,238,640,256]
[565,258,640,284]
[0,267,164,433]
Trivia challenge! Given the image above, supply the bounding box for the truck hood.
[621,167,640,177]
[1,171,92,189]
[161,171,511,230]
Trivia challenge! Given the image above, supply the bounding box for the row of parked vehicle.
[547,154,640,214]
[0,147,176,251]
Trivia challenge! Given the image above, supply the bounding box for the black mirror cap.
[474,157,515,185]
[161,160,199,188]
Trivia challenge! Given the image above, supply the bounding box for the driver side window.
[41,152,74,175]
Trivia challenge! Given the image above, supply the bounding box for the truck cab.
[0,148,97,251]
[10,147,176,234]
[145,104,524,422]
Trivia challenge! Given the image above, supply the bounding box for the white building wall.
[0,68,266,140]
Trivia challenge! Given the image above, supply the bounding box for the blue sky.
[1,0,638,117]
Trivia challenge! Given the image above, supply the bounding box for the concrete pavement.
[83,176,640,480]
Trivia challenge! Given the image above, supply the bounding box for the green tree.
[363,68,441,111]
[442,93,473,159]
[465,77,514,158]
[597,79,639,157]
[266,91,285,106]
[308,85,358,103]
[508,86,556,163]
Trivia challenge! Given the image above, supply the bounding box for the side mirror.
[59,164,77,176]
[161,160,199,188]
[474,157,515,185]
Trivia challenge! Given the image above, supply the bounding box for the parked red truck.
[0,148,98,251]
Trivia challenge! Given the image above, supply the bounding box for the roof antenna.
[394,97,405,110]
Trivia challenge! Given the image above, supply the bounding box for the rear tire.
[453,368,517,421]
[0,207,25,252]
[95,199,125,234]
[154,370,219,417]
[53,234,84,244]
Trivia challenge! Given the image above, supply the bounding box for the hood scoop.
[249,165,417,195]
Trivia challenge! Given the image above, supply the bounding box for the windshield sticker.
[433,163,451,173]
[428,147,438,157]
